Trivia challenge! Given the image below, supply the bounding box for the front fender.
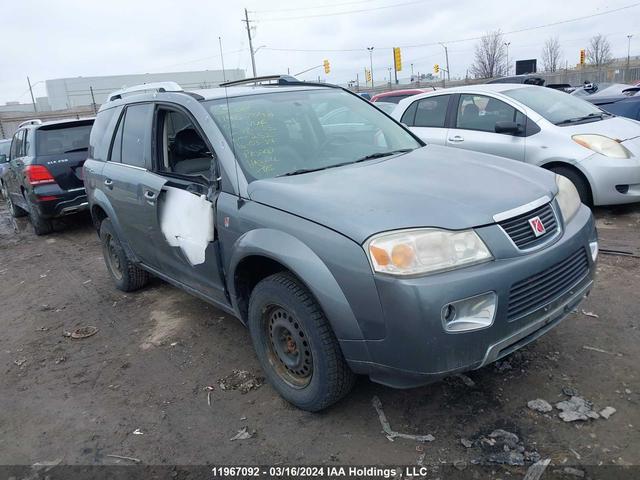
[228,228,365,342]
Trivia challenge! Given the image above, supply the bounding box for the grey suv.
[84,76,598,411]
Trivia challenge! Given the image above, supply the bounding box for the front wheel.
[248,272,355,412]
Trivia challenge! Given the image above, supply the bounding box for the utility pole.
[356,73,359,90]
[367,47,374,87]
[627,34,633,80]
[243,8,257,77]
[504,42,511,76]
[27,76,37,113]
[392,51,398,85]
[410,63,414,81]
[89,86,97,114]
[440,44,451,83]
[219,36,227,82]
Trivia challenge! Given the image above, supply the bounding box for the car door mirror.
[494,121,522,135]
[0,154,7,164]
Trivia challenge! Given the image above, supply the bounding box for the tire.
[550,166,592,207]
[100,218,149,292]
[24,194,53,235]
[2,182,27,218]
[248,272,355,412]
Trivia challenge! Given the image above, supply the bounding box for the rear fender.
[91,188,140,262]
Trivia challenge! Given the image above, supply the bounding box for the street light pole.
[504,42,511,76]
[440,43,450,84]
[367,47,374,87]
[27,76,37,113]
[627,34,633,78]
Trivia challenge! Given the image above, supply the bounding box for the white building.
[45,69,245,110]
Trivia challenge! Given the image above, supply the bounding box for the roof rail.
[107,81,183,102]
[220,74,342,91]
[17,119,43,129]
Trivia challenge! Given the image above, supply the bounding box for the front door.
[446,93,526,161]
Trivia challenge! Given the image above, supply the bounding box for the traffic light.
[393,47,402,72]
[323,59,331,74]
[365,68,372,84]
[579,49,586,65]
[434,64,440,74]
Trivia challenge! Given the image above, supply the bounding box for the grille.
[507,248,589,320]
[499,203,558,249]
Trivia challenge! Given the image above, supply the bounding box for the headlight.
[572,134,631,159]
[555,174,581,222]
[365,228,492,276]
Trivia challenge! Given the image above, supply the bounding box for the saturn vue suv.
[83,77,598,411]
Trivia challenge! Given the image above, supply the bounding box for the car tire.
[100,218,149,292]
[248,272,355,412]
[2,182,27,218]
[551,166,592,206]
[24,195,53,235]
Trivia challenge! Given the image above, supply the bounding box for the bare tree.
[586,34,613,67]
[470,30,507,78]
[541,36,562,72]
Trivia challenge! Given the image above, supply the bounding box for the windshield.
[205,89,420,181]
[504,86,604,125]
[36,123,93,155]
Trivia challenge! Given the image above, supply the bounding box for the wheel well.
[234,256,288,323]
[91,205,108,231]
[542,161,593,203]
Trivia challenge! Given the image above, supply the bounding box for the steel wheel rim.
[105,234,123,281]
[264,305,313,388]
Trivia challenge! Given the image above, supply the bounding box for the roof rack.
[219,74,341,90]
[17,119,43,128]
[107,81,183,102]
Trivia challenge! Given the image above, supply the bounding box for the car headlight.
[572,134,631,159]
[555,174,581,223]
[365,228,492,276]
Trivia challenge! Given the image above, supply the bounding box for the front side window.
[413,95,450,127]
[456,94,519,132]
[205,89,420,182]
[121,104,153,168]
[504,87,603,125]
[36,122,93,156]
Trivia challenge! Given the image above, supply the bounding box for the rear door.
[446,93,526,161]
[102,103,165,268]
[34,120,94,192]
[402,95,451,145]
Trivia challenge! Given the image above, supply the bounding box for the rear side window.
[400,101,418,125]
[89,107,119,161]
[414,95,450,127]
[36,123,93,155]
[11,130,25,158]
[121,104,152,168]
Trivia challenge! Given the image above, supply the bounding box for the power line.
[254,0,427,21]
[250,0,379,14]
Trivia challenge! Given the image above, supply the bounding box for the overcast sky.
[1,0,638,105]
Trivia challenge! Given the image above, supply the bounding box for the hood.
[248,145,557,244]
[558,116,640,141]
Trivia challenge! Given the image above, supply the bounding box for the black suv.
[1,118,94,234]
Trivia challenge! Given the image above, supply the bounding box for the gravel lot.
[1,199,638,477]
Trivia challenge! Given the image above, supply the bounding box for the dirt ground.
[0,199,638,477]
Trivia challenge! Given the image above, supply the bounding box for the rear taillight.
[25,165,56,185]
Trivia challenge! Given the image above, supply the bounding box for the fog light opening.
[441,292,497,333]
[615,185,629,194]
[443,304,456,323]
[589,241,598,262]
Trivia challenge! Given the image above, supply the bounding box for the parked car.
[1,118,94,234]
[582,87,640,121]
[571,82,637,98]
[372,101,396,114]
[371,88,435,104]
[0,139,11,187]
[487,75,545,86]
[358,92,372,101]
[392,84,640,206]
[85,77,597,411]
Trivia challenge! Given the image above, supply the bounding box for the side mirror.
[0,154,7,164]
[495,121,522,135]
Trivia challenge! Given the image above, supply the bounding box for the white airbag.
[159,186,214,266]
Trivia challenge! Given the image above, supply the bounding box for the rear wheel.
[100,218,149,292]
[550,166,592,207]
[2,182,27,218]
[248,272,355,412]
[24,195,53,235]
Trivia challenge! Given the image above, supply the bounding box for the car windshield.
[504,87,604,125]
[36,123,93,155]
[205,88,420,181]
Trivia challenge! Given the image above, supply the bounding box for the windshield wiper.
[555,112,606,125]
[63,147,88,153]
[279,149,414,177]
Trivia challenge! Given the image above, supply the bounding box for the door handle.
[104,178,113,189]
[144,190,157,204]
[448,135,464,143]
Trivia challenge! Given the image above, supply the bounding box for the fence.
[0,106,96,140]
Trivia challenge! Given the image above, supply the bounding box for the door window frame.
[409,95,452,128]
[450,93,530,137]
[107,103,153,170]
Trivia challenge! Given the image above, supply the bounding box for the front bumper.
[29,186,88,218]
[581,148,640,205]
[346,204,597,388]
